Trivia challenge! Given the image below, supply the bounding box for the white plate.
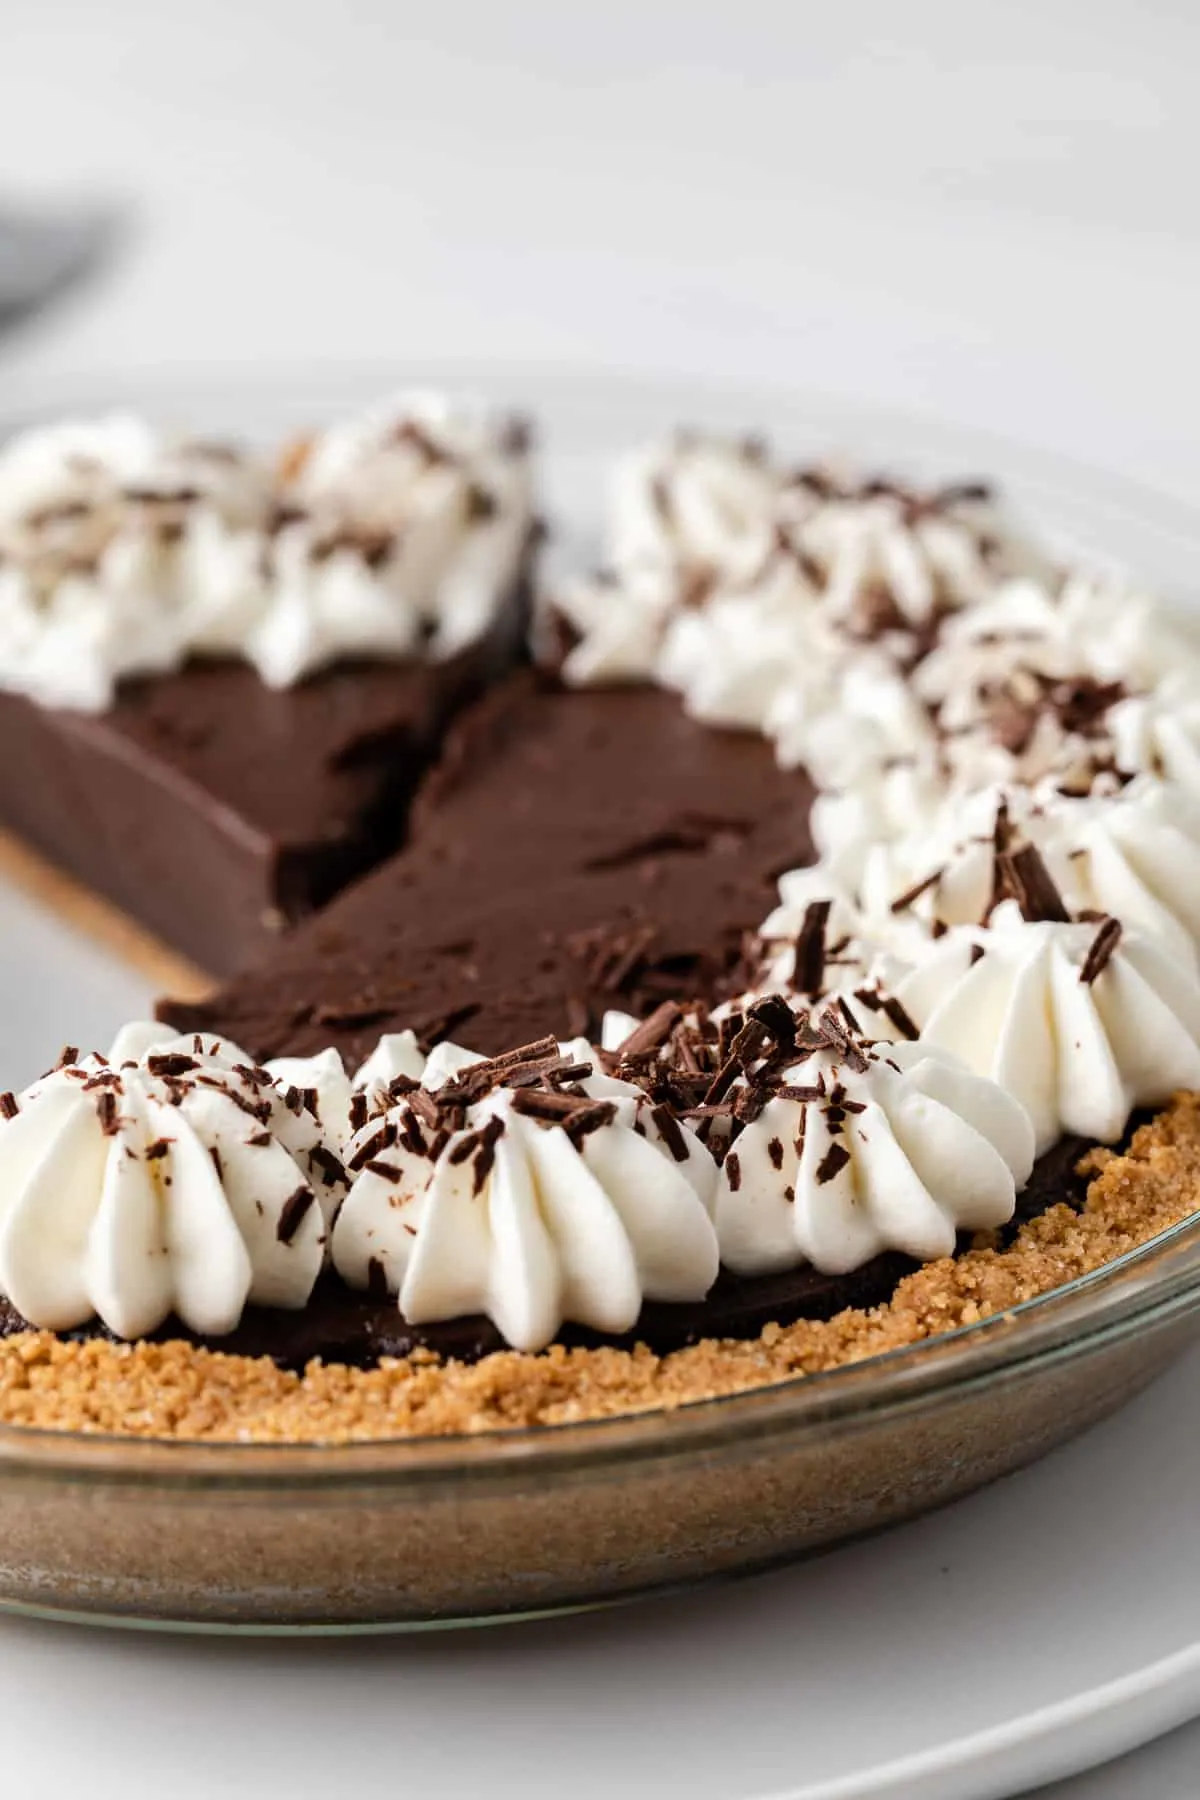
[1,367,1199,1798]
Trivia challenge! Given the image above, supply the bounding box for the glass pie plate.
[1,365,1200,1633]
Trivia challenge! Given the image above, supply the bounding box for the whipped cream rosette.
[1032,777,1200,967]
[766,647,936,783]
[747,788,1012,995]
[710,1006,1033,1277]
[348,1028,429,1117]
[0,415,269,710]
[1055,570,1200,692]
[775,475,1048,633]
[550,563,687,687]
[597,994,1032,1279]
[332,1033,719,1352]
[740,785,1200,1162]
[654,559,831,733]
[1108,678,1200,800]
[609,431,786,586]
[892,895,1200,1156]
[241,393,533,686]
[794,771,1200,975]
[0,1024,352,1339]
[748,875,881,1000]
[913,579,1092,713]
[545,432,1050,747]
[0,396,534,709]
[917,571,1200,703]
[808,761,992,896]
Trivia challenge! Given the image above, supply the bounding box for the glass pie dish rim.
[1,360,1199,1486]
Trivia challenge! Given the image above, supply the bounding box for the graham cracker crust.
[2,1092,1198,1445]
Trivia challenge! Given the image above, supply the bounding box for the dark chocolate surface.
[160,671,816,1062]
[0,596,522,975]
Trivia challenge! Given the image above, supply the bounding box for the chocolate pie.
[0,414,1198,1442]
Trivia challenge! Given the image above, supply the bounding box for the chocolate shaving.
[889,868,943,915]
[463,482,497,523]
[401,1087,438,1130]
[731,1085,768,1125]
[791,899,832,995]
[546,1060,593,1088]
[276,1186,315,1245]
[1000,842,1071,924]
[223,1087,274,1126]
[616,1001,682,1060]
[234,1064,274,1089]
[777,1082,826,1102]
[874,1000,921,1044]
[469,1115,505,1191]
[815,1005,870,1074]
[408,1003,482,1050]
[146,1053,198,1078]
[816,1142,851,1185]
[442,1036,560,1103]
[649,1103,690,1163]
[95,1091,120,1136]
[837,994,864,1037]
[396,1112,428,1157]
[124,483,203,507]
[309,1144,347,1187]
[0,1092,16,1120]
[1079,915,1123,985]
[988,794,1015,914]
[509,1087,597,1123]
[143,1138,172,1161]
[347,1121,397,1172]
[563,1102,620,1146]
[747,993,798,1050]
[725,1152,742,1192]
[389,416,453,465]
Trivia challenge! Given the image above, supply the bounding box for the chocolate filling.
[0,554,531,976]
[160,672,817,1060]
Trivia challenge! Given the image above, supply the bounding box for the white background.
[2,2,1200,1791]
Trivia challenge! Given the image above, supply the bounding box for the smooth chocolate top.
[0,608,520,973]
[161,671,816,1062]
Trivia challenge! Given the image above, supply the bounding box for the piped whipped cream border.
[0,393,535,710]
[5,424,1200,1351]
